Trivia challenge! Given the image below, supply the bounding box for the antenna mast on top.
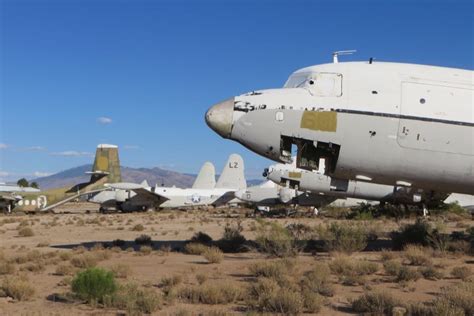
[332,50,357,63]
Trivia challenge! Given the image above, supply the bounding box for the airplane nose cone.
[205,98,234,138]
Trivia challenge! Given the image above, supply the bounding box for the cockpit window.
[284,72,343,97]
[283,73,311,88]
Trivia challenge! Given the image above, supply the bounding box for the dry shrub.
[196,273,208,285]
[184,242,208,255]
[383,260,402,277]
[55,264,75,276]
[111,264,131,278]
[139,245,153,255]
[18,227,34,237]
[351,291,400,315]
[246,278,303,315]
[396,266,420,282]
[403,245,433,266]
[450,266,472,280]
[329,256,378,286]
[380,249,396,261]
[107,283,162,314]
[317,222,368,254]
[420,266,444,280]
[59,251,72,261]
[190,231,213,245]
[391,219,432,250]
[301,290,325,313]
[21,262,45,273]
[160,275,183,288]
[217,224,247,253]
[248,259,295,281]
[131,224,145,231]
[300,262,334,297]
[178,283,241,304]
[1,276,35,301]
[135,234,152,245]
[0,261,15,275]
[70,253,99,268]
[255,221,299,258]
[434,281,474,315]
[203,247,224,264]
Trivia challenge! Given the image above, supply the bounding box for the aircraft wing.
[42,188,107,212]
[105,183,169,205]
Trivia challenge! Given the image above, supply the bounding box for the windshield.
[283,72,311,88]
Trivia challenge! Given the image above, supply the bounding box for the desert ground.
[0,202,472,316]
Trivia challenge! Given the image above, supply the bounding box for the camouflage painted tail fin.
[90,144,121,183]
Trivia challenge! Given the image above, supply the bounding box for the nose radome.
[205,97,235,138]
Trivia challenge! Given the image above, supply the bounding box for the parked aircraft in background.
[206,58,473,202]
[0,184,40,213]
[98,154,246,211]
[6,144,121,212]
[234,180,335,214]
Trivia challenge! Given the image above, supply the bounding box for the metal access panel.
[308,73,343,97]
[397,82,473,155]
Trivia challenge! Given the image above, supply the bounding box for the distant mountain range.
[32,164,262,190]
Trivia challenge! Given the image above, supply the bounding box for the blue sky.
[0,0,472,182]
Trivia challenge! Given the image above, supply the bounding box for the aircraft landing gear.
[422,204,429,217]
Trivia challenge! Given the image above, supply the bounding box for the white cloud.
[23,146,46,151]
[33,171,52,177]
[51,151,93,157]
[97,117,112,125]
[0,143,8,150]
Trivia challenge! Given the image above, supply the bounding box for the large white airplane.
[264,160,448,211]
[96,154,246,211]
[206,57,473,199]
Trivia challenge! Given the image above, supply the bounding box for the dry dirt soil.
[0,202,472,315]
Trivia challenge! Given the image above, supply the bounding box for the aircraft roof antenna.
[332,50,357,63]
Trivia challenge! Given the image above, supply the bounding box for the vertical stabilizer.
[192,162,216,189]
[90,144,121,183]
[215,154,246,190]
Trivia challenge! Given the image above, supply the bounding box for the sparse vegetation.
[217,224,247,252]
[178,283,241,304]
[352,291,400,315]
[18,227,34,237]
[110,264,131,278]
[450,266,472,280]
[184,242,208,255]
[317,222,368,253]
[134,234,152,245]
[203,247,224,264]
[255,221,299,257]
[71,267,117,304]
[1,276,35,301]
[131,224,145,231]
[108,283,162,314]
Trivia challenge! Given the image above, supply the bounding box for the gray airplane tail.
[215,154,246,190]
[192,162,216,189]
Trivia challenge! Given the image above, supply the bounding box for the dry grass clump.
[249,259,295,281]
[329,255,378,286]
[184,242,208,255]
[300,262,335,297]
[160,275,183,288]
[203,247,224,264]
[131,224,145,231]
[396,266,421,282]
[196,273,208,285]
[18,227,34,237]
[0,261,15,275]
[55,264,75,276]
[317,222,368,254]
[217,224,247,253]
[70,252,99,268]
[403,245,433,266]
[1,276,35,301]
[450,266,472,280]
[178,282,242,305]
[383,260,402,276]
[433,281,474,315]
[351,291,401,315]
[110,264,131,278]
[246,278,304,315]
[139,245,153,255]
[419,266,444,280]
[107,283,162,314]
[255,221,299,257]
[21,261,45,273]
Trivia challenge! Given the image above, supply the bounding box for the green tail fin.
[90,144,122,183]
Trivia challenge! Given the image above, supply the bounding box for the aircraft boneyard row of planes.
[1,55,473,214]
[206,56,474,213]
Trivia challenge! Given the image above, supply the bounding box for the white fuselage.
[206,62,473,195]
